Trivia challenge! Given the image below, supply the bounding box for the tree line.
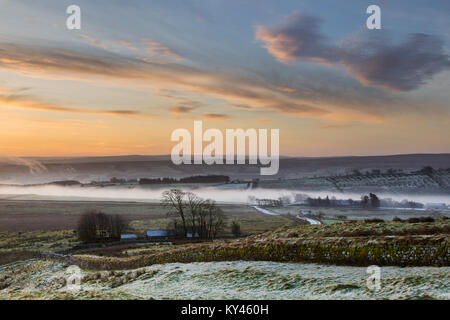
[140,175,230,185]
[306,193,381,208]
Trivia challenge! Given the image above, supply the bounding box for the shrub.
[407,217,435,223]
[364,218,384,223]
[231,220,242,238]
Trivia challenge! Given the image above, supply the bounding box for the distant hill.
[0,153,449,185]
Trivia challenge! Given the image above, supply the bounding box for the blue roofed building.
[145,230,175,240]
[120,234,137,240]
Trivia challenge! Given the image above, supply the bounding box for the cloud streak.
[256,12,450,92]
[0,88,153,118]
[203,113,231,120]
[80,34,108,49]
[140,38,183,63]
[169,102,202,114]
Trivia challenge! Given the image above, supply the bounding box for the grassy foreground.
[71,219,449,270]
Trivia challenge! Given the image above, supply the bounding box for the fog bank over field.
[0,185,448,205]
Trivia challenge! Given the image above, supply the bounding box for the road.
[252,206,322,225]
[252,206,280,216]
[295,215,321,225]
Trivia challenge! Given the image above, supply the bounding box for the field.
[270,205,449,222]
[258,171,450,194]
[0,218,448,300]
[0,200,294,235]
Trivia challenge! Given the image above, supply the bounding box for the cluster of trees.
[360,193,380,208]
[49,180,81,186]
[140,175,230,185]
[380,198,424,209]
[162,189,225,240]
[305,193,425,210]
[77,211,127,243]
[140,177,180,184]
[418,166,435,175]
[306,196,346,207]
[349,166,450,177]
[350,168,403,176]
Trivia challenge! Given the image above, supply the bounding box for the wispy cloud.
[203,113,231,120]
[0,87,153,118]
[230,104,253,110]
[118,40,138,51]
[256,12,450,92]
[169,101,202,114]
[140,38,183,63]
[80,34,108,49]
[321,123,354,129]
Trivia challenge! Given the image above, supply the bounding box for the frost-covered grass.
[0,230,79,265]
[0,230,78,251]
[1,260,448,300]
[263,218,450,238]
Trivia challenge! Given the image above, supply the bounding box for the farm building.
[337,200,351,206]
[186,227,200,238]
[175,226,207,238]
[145,227,208,240]
[120,234,137,240]
[145,230,175,240]
[426,203,447,211]
[255,198,282,207]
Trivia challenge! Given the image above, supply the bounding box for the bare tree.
[204,200,225,240]
[161,190,225,240]
[186,192,204,238]
[162,189,187,237]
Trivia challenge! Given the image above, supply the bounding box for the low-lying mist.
[0,185,448,205]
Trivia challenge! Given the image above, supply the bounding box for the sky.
[0,0,449,157]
